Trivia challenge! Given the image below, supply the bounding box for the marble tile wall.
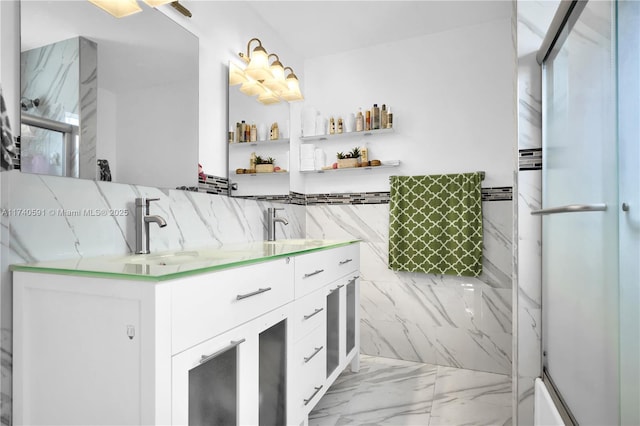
[20,37,97,179]
[306,200,513,375]
[515,0,559,424]
[0,170,305,424]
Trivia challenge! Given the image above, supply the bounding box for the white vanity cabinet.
[289,244,360,425]
[12,241,359,425]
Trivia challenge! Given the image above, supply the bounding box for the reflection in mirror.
[20,1,199,189]
[228,63,290,198]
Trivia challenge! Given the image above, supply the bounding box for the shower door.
[539,0,619,424]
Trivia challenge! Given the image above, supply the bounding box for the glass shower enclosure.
[20,113,79,178]
[537,0,639,424]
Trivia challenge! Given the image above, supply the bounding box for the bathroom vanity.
[12,239,360,425]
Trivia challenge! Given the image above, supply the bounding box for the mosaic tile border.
[519,148,542,171]
[197,174,229,195]
[12,136,20,171]
[229,187,513,205]
[481,187,513,201]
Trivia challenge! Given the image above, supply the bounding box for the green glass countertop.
[10,239,359,282]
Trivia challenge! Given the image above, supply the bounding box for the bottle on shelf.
[365,110,371,131]
[381,104,388,129]
[329,117,336,134]
[387,107,393,129]
[337,117,343,134]
[270,122,279,140]
[236,122,241,143]
[371,104,380,130]
[240,121,247,142]
[356,108,364,132]
[360,143,368,164]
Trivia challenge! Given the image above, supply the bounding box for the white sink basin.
[124,251,202,266]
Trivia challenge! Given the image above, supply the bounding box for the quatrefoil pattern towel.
[388,173,483,277]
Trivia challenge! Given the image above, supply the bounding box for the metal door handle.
[531,203,607,216]
[303,346,324,363]
[236,287,271,300]
[303,269,324,278]
[303,385,323,405]
[200,339,246,364]
[329,284,345,293]
[303,307,324,320]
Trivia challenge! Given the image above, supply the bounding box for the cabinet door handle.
[303,385,324,405]
[200,339,246,364]
[303,269,324,278]
[353,275,360,280]
[339,258,353,265]
[236,287,272,300]
[303,346,324,363]
[329,284,345,293]
[303,307,324,320]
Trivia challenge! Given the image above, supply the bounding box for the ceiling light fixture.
[88,0,191,19]
[234,38,303,105]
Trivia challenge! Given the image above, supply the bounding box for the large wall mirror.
[20,0,199,189]
[227,63,290,198]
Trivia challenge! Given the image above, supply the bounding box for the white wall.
[97,88,117,181]
[299,18,516,195]
[116,78,198,188]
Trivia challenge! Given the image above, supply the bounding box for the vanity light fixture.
[88,0,191,18]
[263,54,288,93]
[142,0,173,6]
[235,38,304,104]
[229,62,249,86]
[281,67,304,102]
[88,0,141,18]
[243,39,272,81]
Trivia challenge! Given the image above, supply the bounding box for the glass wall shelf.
[300,162,400,174]
[229,139,289,148]
[300,128,394,143]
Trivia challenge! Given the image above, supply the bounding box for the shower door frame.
[21,112,80,178]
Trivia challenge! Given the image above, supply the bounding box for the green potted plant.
[255,155,275,173]
[336,147,361,168]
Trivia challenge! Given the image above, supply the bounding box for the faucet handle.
[136,197,160,206]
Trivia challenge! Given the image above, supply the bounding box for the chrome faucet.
[135,197,167,254]
[267,207,288,241]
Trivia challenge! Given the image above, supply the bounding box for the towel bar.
[390,171,485,181]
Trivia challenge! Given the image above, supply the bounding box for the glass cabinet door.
[326,287,340,378]
[172,323,256,426]
[346,277,356,356]
[189,344,239,425]
[259,319,287,426]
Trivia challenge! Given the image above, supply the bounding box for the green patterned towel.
[388,173,483,277]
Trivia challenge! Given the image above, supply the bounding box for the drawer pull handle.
[303,346,324,363]
[303,269,324,278]
[339,258,353,265]
[353,275,360,279]
[200,339,246,364]
[236,287,272,300]
[330,284,345,293]
[303,307,324,320]
[303,385,324,405]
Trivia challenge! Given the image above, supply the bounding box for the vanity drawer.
[171,257,294,354]
[291,326,327,422]
[292,286,326,342]
[295,243,359,297]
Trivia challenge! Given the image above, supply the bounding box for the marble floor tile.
[309,355,512,426]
